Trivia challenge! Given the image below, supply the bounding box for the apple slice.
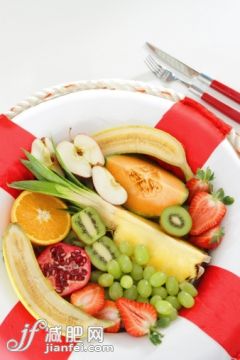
[92,166,128,205]
[31,138,53,167]
[57,141,91,178]
[74,134,105,166]
[31,138,64,175]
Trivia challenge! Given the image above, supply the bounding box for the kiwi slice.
[160,205,192,237]
[85,236,120,271]
[71,207,106,245]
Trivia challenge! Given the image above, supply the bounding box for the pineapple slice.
[113,210,210,281]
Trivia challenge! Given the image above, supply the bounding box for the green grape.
[123,285,138,300]
[152,286,168,299]
[119,241,133,256]
[160,308,178,322]
[155,300,174,316]
[169,307,178,321]
[120,275,133,289]
[137,296,149,303]
[109,281,123,301]
[178,291,195,308]
[137,279,152,298]
[98,273,114,287]
[150,272,167,287]
[166,296,181,310]
[131,263,143,281]
[134,244,150,266]
[107,259,122,279]
[157,316,171,328]
[117,254,133,273]
[90,270,103,283]
[143,265,156,280]
[179,281,198,297]
[166,276,179,296]
[150,295,162,306]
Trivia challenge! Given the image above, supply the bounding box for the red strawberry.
[116,298,163,344]
[70,283,104,315]
[189,225,224,250]
[186,167,214,202]
[189,189,234,236]
[96,300,121,333]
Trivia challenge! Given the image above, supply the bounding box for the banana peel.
[93,125,193,180]
[2,224,113,336]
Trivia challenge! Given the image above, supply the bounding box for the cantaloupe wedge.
[106,155,189,217]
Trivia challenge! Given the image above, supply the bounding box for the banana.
[93,125,193,180]
[2,224,113,336]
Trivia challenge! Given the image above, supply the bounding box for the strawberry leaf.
[196,169,205,180]
[149,327,164,345]
[223,196,234,205]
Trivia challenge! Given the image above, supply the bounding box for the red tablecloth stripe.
[156,97,232,172]
[180,266,240,359]
[0,303,72,360]
[0,115,35,197]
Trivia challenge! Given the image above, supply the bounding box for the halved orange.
[11,191,71,245]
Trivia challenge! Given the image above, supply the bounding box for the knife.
[146,42,240,105]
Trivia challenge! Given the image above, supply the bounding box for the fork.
[145,55,240,123]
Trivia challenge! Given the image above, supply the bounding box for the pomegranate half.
[38,243,91,296]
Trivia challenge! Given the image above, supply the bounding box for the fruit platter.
[0,80,240,360]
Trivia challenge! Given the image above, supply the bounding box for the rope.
[4,78,240,156]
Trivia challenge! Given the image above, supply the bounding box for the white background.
[0,0,239,128]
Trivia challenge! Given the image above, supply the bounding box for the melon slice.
[106,155,189,217]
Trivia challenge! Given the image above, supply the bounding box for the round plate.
[1,86,239,360]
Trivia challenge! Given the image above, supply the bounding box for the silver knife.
[146,42,240,104]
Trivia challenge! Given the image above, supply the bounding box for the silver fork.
[145,54,189,87]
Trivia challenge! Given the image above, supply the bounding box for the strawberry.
[186,167,214,202]
[116,298,163,344]
[189,225,224,250]
[70,283,104,315]
[96,300,121,333]
[189,189,234,236]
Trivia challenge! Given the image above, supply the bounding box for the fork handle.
[190,86,240,123]
[198,74,240,104]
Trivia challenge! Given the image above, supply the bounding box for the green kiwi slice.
[85,236,120,271]
[71,207,106,245]
[160,205,192,237]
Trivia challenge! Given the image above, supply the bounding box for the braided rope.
[4,78,240,156]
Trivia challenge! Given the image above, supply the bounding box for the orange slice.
[11,191,71,245]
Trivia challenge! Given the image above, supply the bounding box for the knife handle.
[201,92,240,123]
[210,80,240,104]
[199,74,240,104]
[189,86,240,123]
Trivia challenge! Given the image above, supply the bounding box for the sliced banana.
[2,224,113,336]
[93,125,193,180]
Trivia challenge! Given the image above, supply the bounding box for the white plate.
[1,85,239,360]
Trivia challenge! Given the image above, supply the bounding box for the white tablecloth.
[0,0,239,129]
